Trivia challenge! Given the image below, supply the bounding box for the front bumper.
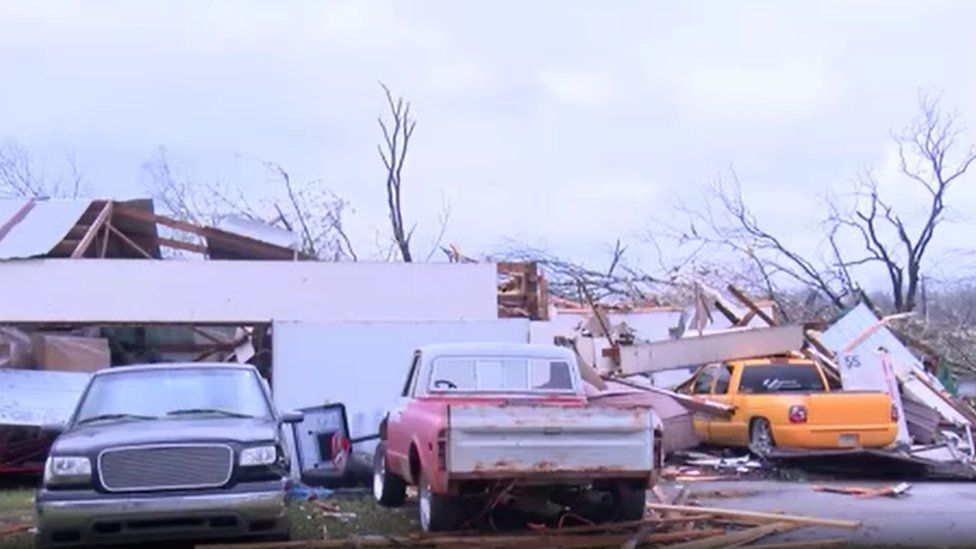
[35,480,289,547]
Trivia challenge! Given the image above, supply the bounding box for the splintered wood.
[813,482,912,498]
[201,498,860,549]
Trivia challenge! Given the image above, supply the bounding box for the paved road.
[667,479,976,547]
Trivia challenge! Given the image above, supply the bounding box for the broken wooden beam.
[665,521,797,549]
[71,201,113,258]
[646,503,862,530]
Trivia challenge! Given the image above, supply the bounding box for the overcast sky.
[1,1,974,281]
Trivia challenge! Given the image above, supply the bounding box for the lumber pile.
[200,498,859,549]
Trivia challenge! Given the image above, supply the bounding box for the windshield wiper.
[77,413,157,425]
[166,408,255,419]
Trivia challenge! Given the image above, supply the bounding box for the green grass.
[290,492,419,541]
[0,489,33,549]
[0,488,416,548]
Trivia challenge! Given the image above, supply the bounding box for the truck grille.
[98,445,233,492]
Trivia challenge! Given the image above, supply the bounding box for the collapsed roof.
[0,198,309,261]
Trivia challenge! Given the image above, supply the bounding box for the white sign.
[836,350,910,444]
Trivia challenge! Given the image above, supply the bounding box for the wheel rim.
[373,454,385,501]
[751,421,773,454]
[419,481,432,531]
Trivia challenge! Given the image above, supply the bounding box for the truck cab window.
[691,368,715,394]
[713,365,733,394]
[738,363,826,394]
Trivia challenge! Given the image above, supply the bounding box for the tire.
[418,471,461,532]
[749,417,775,457]
[611,481,647,521]
[373,442,407,507]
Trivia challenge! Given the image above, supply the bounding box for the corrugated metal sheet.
[0,368,90,427]
[0,199,92,259]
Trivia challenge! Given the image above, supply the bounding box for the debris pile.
[200,497,857,548]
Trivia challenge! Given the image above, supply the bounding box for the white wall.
[0,259,498,323]
[272,320,530,444]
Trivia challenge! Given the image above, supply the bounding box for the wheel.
[373,442,407,507]
[611,480,647,521]
[418,471,461,532]
[749,418,775,456]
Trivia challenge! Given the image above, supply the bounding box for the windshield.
[73,368,271,425]
[737,363,826,394]
[429,357,575,393]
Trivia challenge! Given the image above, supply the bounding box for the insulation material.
[32,334,110,373]
[0,369,90,427]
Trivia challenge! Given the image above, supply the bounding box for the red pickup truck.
[372,343,657,532]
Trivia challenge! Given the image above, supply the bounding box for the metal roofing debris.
[0,368,90,427]
[0,199,92,259]
[216,215,301,250]
[0,197,307,261]
[821,303,971,426]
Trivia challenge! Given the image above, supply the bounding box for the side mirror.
[280,411,303,424]
[41,420,66,434]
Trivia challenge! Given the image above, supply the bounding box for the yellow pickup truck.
[682,358,898,455]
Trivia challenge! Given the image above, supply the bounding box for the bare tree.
[0,141,86,199]
[377,83,417,262]
[828,95,975,312]
[673,95,974,316]
[143,148,357,260]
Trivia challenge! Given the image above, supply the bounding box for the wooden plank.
[200,529,728,548]
[99,222,111,257]
[71,201,113,258]
[646,504,862,530]
[107,224,153,259]
[750,537,848,549]
[113,204,207,236]
[0,200,36,244]
[727,285,777,327]
[666,522,797,549]
[158,237,207,255]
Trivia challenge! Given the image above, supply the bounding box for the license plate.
[838,434,858,446]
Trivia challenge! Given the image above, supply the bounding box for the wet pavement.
[676,479,976,547]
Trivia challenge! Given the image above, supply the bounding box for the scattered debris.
[812,482,912,498]
[0,523,31,538]
[286,483,335,503]
[200,500,859,548]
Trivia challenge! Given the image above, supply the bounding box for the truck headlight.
[239,445,277,466]
[44,456,92,485]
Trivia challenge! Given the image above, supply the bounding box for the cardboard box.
[32,334,110,373]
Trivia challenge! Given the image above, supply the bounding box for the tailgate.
[806,392,893,425]
[447,405,653,476]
